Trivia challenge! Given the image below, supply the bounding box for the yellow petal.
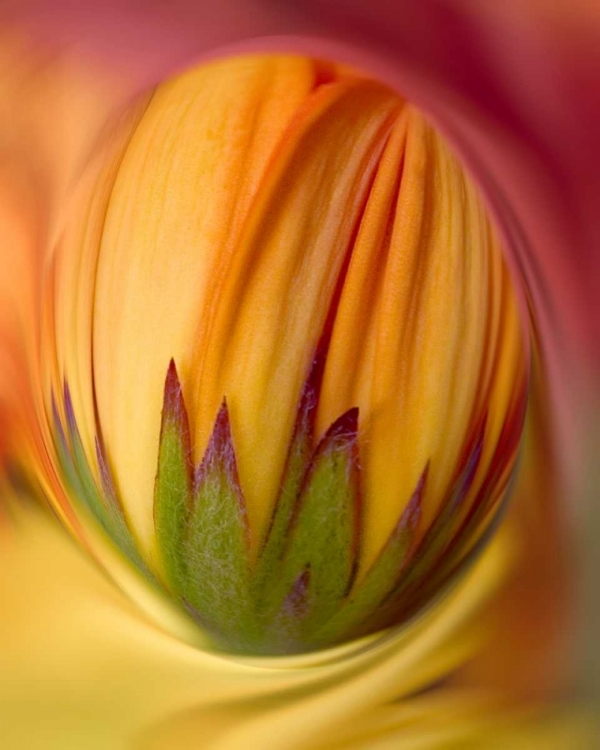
[0,25,138,517]
[0,492,514,750]
[317,106,527,569]
[190,74,401,549]
[49,96,152,487]
[91,56,319,556]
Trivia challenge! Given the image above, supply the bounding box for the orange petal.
[317,106,527,570]
[91,56,320,556]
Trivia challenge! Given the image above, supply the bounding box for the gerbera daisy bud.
[44,54,527,654]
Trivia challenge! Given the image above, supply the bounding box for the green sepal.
[252,372,317,600]
[258,408,360,653]
[441,398,524,571]
[53,385,144,571]
[153,359,194,591]
[94,435,147,570]
[363,418,486,632]
[180,400,254,649]
[262,567,313,651]
[397,417,485,589]
[312,465,426,646]
[409,405,522,614]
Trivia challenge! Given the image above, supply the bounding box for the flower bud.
[44,54,527,654]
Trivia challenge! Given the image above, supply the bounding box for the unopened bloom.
[41,54,527,655]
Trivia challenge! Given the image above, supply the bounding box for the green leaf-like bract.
[54,359,516,656]
[311,466,426,647]
[53,385,146,572]
[180,400,254,649]
[151,362,428,654]
[255,407,360,653]
[251,371,316,605]
[153,359,193,592]
[153,362,255,649]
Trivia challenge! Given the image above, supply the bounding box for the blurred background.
[0,2,598,747]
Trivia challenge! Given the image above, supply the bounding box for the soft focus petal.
[0,482,589,748]
[11,1,597,413]
[0,490,553,750]
[0,26,136,474]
